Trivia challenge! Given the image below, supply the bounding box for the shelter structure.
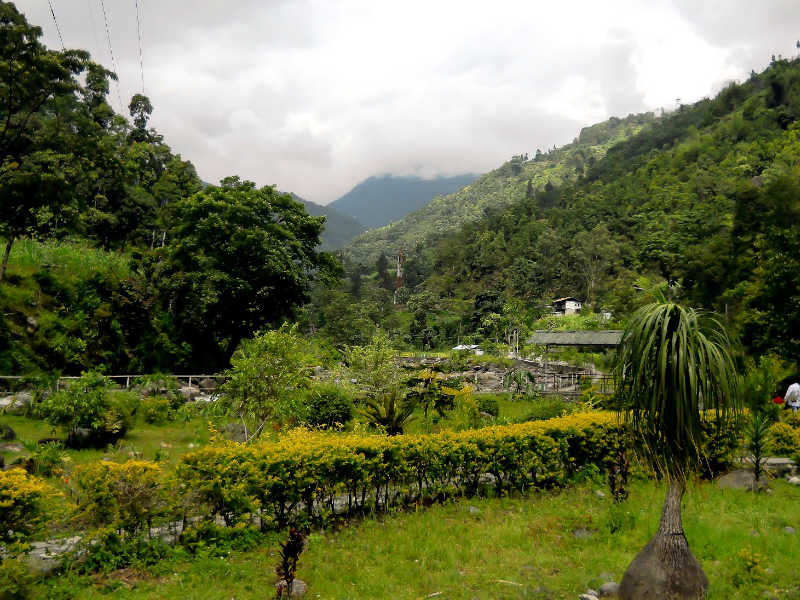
[528,329,623,349]
[552,297,582,315]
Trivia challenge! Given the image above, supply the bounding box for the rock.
[467,505,480,515]
[0,392,31,415]
[579,594,599,600]
[199,378,218,391]
[0,443,23,453]
[0,424,16,441]
[598,581,620,597]
[585,589,599,597]
[179,385,201,401]
[275,578,307,597]
[26,316,38,328]
[572,528,595,539]
[787,476,800,486]
[478,411,494,419]
[763,457,796,476]
[784,526,796,534]
[595,490,607,499]
[717,469,769,491]
[312,366,324,376]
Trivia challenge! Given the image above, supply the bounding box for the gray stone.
[0,392,31,415]
[595,490,607,499]
[787,476,800,486]
[598,581,620,597]
[763,457,796,476]
[221,423,247,442]
[179,385,201,401]
[717,469,769,491]
[572,528,595,539]
[579,594,599,600]
[467,505,480,515]
[199,378,218,391]
[275,578,307,597]
[784,526,796,534]
[0,424,16,441]
[0,443,23,452]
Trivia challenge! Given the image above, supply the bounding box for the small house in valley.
[552,297,582,316]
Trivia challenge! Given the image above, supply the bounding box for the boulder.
[598,581,620,597]
[179,385,201,401]
[717,469,769,491]
[0,392,31,415]
[785,526,796,535]
[275,578,307,597]
[221,423,247,442]
[787,476,800,486]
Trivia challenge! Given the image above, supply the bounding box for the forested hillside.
[330,173,479,230]
[0,3,336,374]
[343,115,652,264]
[293,195,366,250]
[420,58,800,360]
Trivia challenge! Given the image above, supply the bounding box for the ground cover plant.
[27,478,800,599]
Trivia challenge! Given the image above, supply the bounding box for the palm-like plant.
[614,302,737,600]
[361,389,417,436]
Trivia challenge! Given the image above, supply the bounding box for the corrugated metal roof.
[528,330,623,347]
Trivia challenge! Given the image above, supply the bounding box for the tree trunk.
[619,480,708,599]
[0,236,14,282]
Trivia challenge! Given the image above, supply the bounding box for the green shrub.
[40,372,137,447]
[0,469,59,545]
[77,529,174,573]
[179,521,265,556]
[133,374,182,409]
[26,442,68,478]
[0,555,33,600]
[476,395,499,417]
[303,383,354,429]
[768,422,800,457]
[140,396,173,424]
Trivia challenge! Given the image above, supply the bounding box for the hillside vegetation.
[343,115,651,264]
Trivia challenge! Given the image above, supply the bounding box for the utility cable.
[86,0,102,61]
[47,0,65,50]
[135,0,145,93]
[99,0,125,113]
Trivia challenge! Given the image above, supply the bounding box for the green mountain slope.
[343,114,653,265]
[421,58,800,360]
[292,195,366,250]
[329,173,479,229]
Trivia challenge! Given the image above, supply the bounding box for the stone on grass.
[787,476,800,486]
[572,528,595,539]
[467,505,480,515]
[0,424,16,441]
[598,581,620,597]
[579,594,599,600]
[717,469,769,491]
[595,490,607,499]
[784,526,796,535]
[275,578,307,597]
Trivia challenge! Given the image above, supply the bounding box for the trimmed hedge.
[177,411,738,529]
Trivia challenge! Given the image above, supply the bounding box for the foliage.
[40,373,137,446]
[520,397,573,422]
[0,468,58,545]
[179,521,265,556]
[77,528,174,573]
[133,374,182,408]
[360,388,417,436]
[220,325,314,441]
[25,441,68,477]
[614,302,738,480]
[503,369,537,400]
[275,527,305,599]
[476,395,499,418]
[739,354,789,419]
[140,396,173,425]
[744,413,772,485]
[303,383,354,429]
[344,330,402,398]
[767,422,800,457]
[74,460,168,536]
[0,555,33,600]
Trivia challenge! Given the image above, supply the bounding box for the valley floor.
[35,478,800,599]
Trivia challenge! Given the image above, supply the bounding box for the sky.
[17,0,800,204]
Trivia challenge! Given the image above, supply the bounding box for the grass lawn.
[33,478,800,599]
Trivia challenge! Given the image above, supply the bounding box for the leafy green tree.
[151,179,338,369]
[614,302,737,599]
[220,325,313,440]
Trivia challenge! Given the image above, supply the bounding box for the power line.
[135,0,145,93]
[86,0,102,60]
[47,0,65,50]
[98,0,125,113]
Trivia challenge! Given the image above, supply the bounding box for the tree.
[151,179,339,370]
[0,3,91,280]
[570,223,620,307]
[220,325,313,441]
[128,93,153,142]
[614,302,737,599]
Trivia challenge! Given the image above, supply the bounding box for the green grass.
[1,237,130,281]
[31,478,800,599]
[0,413,212,468]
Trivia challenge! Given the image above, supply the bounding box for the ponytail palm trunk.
[614,302,736,600]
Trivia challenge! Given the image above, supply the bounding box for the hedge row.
[178,411,737,529]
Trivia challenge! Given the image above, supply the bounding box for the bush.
[26,442,68,478]
[0,555,33,600]
[133,374,182,408]
[74,460,169,536]
[768,422,800,457]
[303,383,353,429]
[179,521,265,556]
[476,395,499,417]
[521,397,572,422]
[40,372,138,447]
[140,396,173,425]
[0,469,58,545]
[77,529,174,573]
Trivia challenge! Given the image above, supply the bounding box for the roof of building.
[552,297,581,303]
[452,344,481,350]
[528,329,623,347]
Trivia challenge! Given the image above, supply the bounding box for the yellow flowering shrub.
[768,422,800,457]
[0,468,59,544]
[74,460,169,535]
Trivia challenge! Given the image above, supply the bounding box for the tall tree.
[614,302,737,599]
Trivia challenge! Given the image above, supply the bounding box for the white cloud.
[18,0,800,202]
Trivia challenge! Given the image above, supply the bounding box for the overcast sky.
[18,0,800,204]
